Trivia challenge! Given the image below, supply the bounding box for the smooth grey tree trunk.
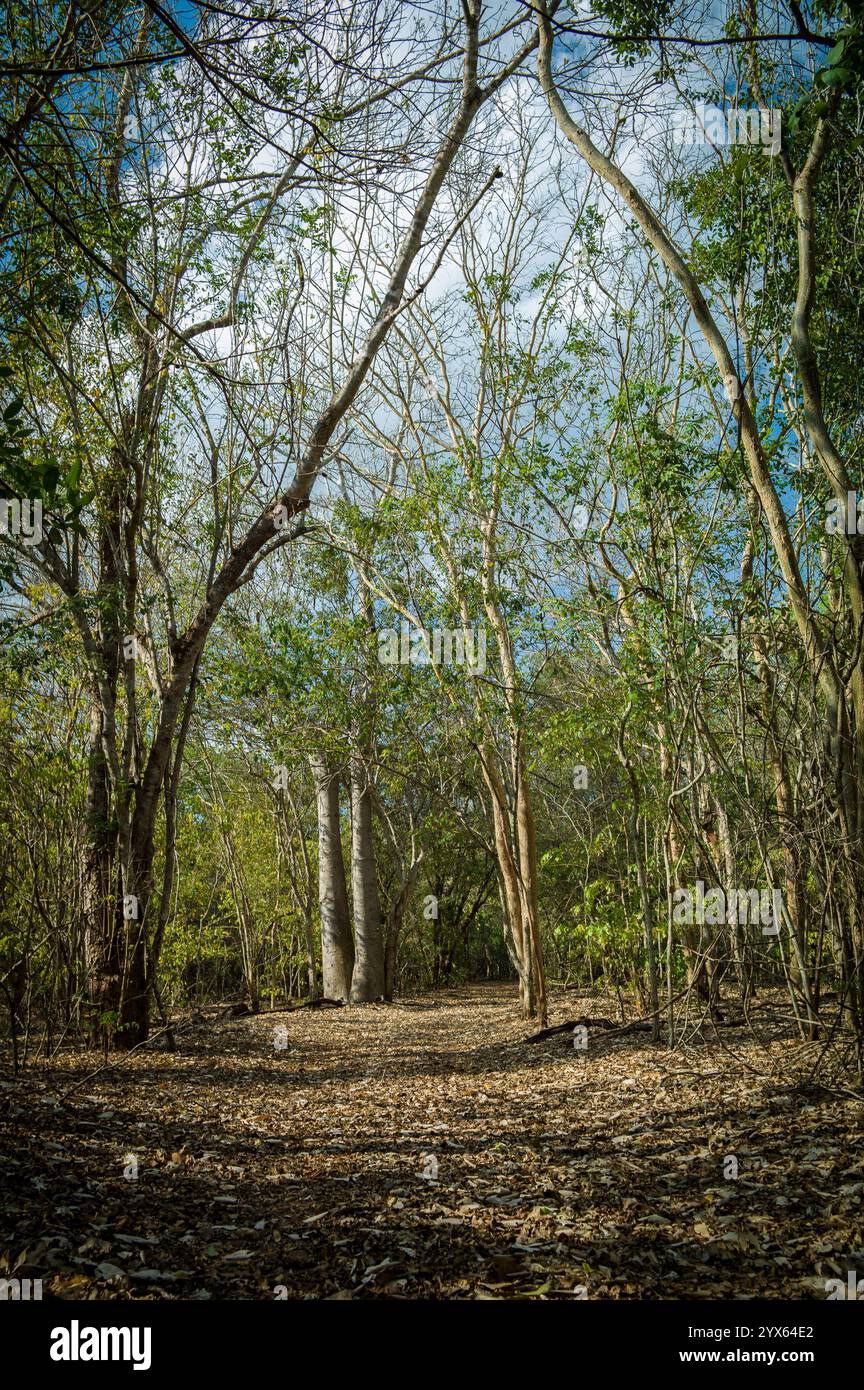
[310,755,354,1000]
[349,754,385,1001]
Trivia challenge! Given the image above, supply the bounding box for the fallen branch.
[259,997,345,1015]
[525,1015,622,1042]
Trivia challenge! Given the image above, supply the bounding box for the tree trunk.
[310,755,354,999]
[349,754,385,1002]
[83,702,122,1045]
[480,742,546,1023]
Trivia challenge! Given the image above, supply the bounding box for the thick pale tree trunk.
[310,755,354,1000]
[348,755,385,1002]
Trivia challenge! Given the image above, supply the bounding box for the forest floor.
[1,983,862,1300]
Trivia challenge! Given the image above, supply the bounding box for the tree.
[2,0,546,1045]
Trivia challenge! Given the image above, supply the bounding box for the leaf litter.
[0,984,861,1300]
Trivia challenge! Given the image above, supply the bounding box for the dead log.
[257,997,346,1016]
[524,1014,662,1043]
[525,1015,619,1042]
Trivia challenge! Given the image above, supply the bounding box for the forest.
[1,0,863,1328]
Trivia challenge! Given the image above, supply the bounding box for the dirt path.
[1,984,861,1299]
